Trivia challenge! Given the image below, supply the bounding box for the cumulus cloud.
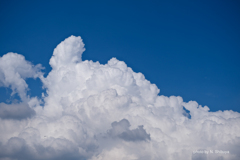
[0,102,35,120]
[0,53,43,101]
[0,35,239,160]
[108,119,150,142]
[49,35,85,70]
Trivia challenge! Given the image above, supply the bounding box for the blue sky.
[0,0,239,112]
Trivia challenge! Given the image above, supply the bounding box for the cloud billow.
[108,119,150,142]
[0,36,239,160]
[0,102,35,120]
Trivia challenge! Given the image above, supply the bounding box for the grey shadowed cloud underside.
[108,119,150,142]
[0,102,35,120]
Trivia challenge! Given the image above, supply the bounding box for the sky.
[0,0,239,112]
[0,0,240,160]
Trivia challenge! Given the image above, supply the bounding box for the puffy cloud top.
[49,36,85,70]
[0,36,239,160]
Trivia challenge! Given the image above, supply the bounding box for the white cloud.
[0,36,239,160]
[49,35,85,70]
[0,53,43,101]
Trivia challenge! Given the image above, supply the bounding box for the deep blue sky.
[0,0,239,112]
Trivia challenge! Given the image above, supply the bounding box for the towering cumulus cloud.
[0,36,239,160]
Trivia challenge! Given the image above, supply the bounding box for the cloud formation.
[0,53,43,101]
[0,102,35,120]
[108,119,150,142]
[0,36,239,160]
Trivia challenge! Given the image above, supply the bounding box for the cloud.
[0,53,43,101]
[0,137,84,160]
[49,35,85,70]
[0,36,239,160]
[0,102,35,120]
[108,119,150,141]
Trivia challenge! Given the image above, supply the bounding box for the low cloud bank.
[0,102,35,120]
[0,36,239,160]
